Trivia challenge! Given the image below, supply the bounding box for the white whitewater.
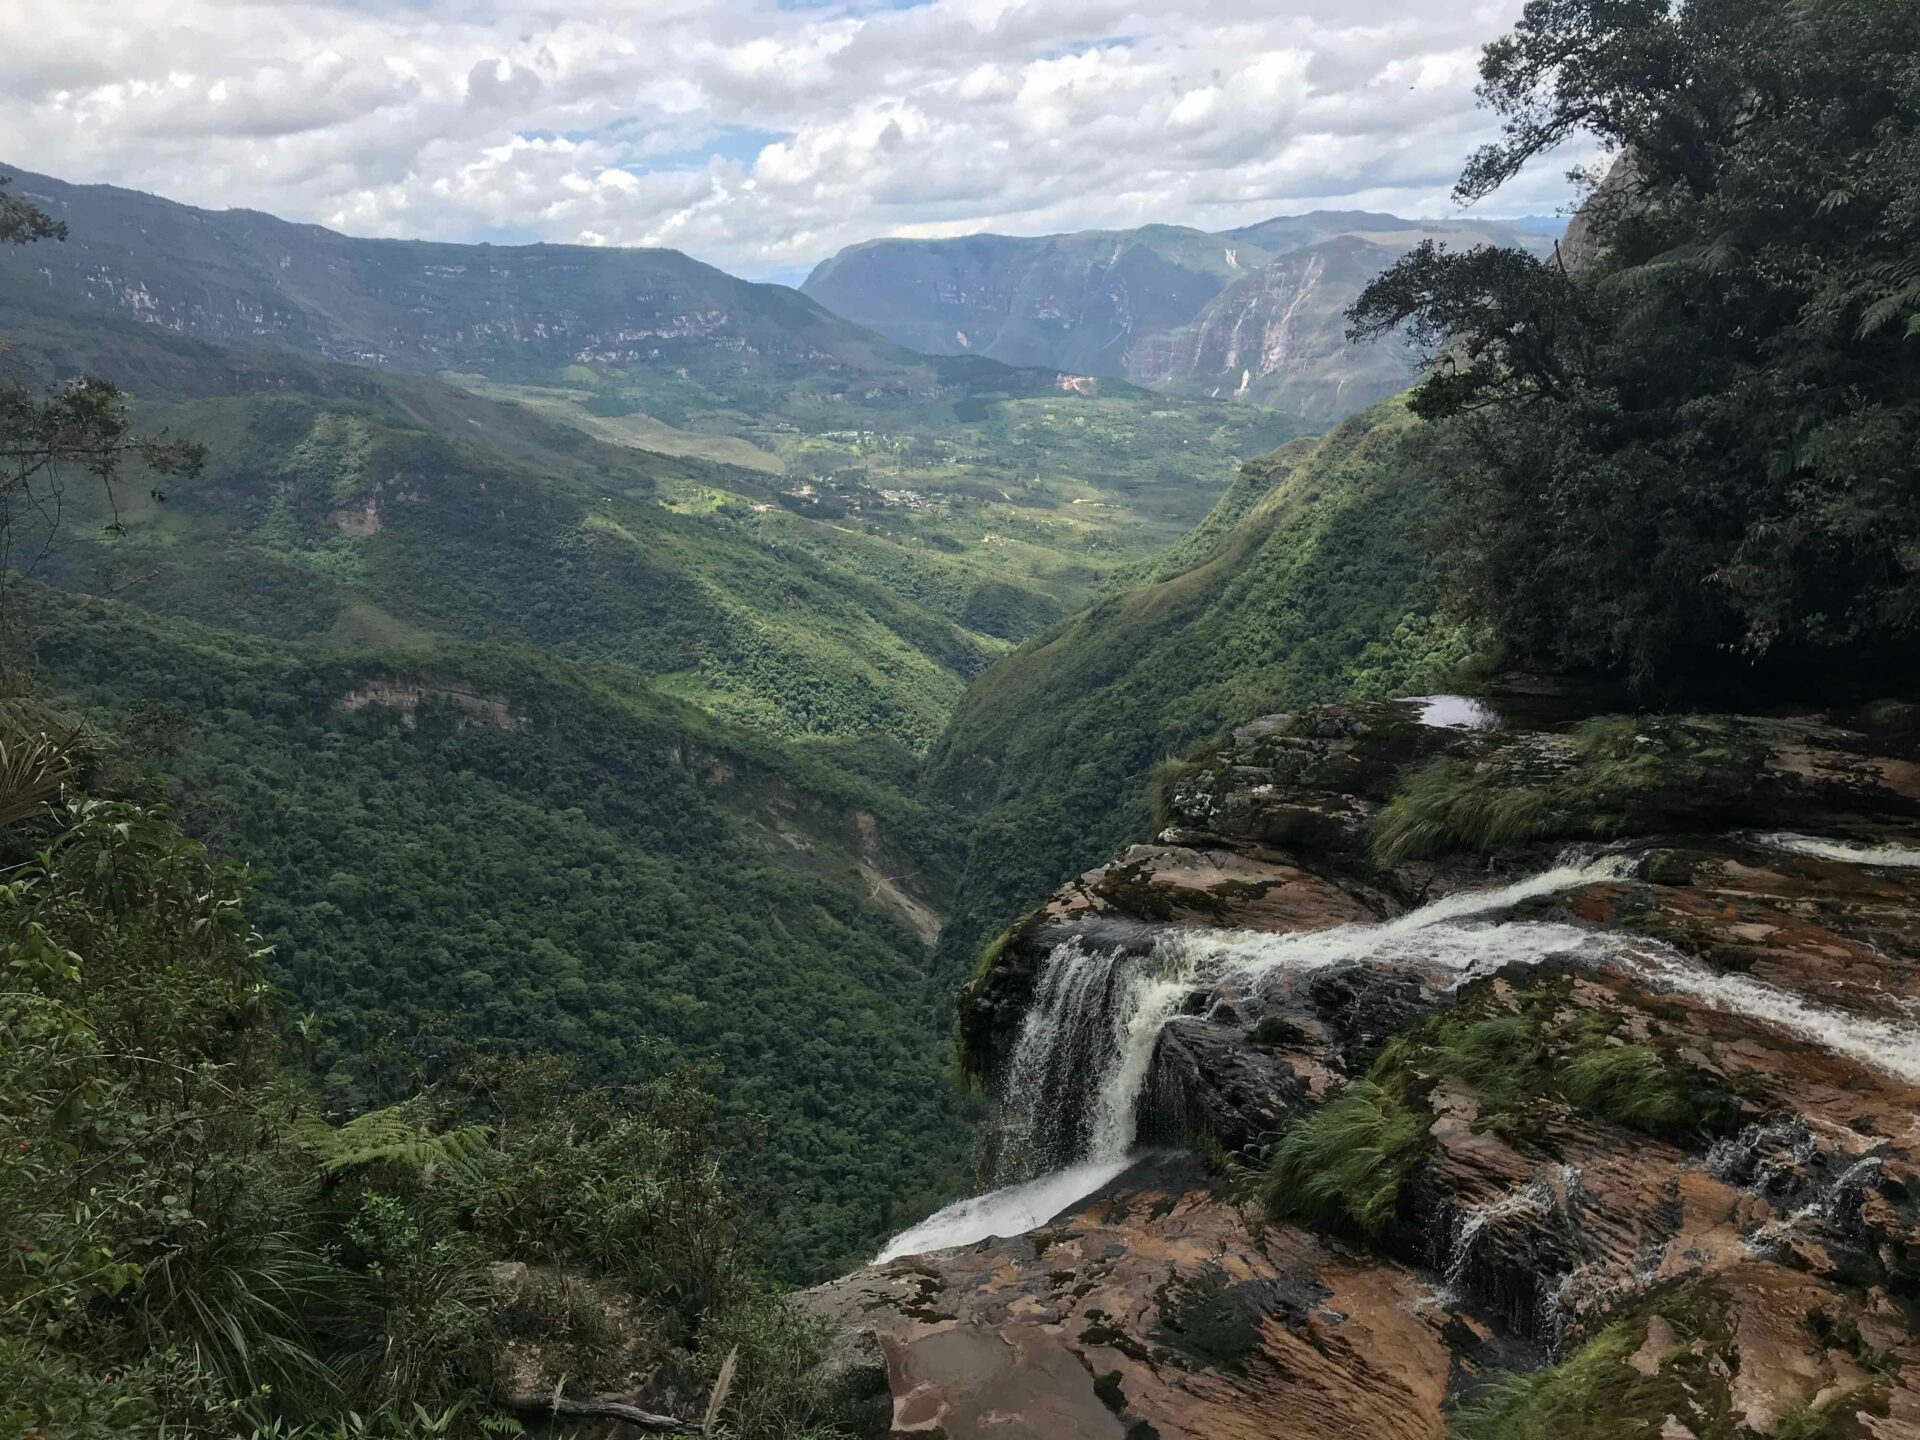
[988,853,1633,1186]
[872,1155,1137,1263]
[1614,943,1920,1084]
[1758,832,1920,868]
[876,847,1920,1262]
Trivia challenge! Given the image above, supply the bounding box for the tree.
[1348,0,1920,685]
[0,178,204,595]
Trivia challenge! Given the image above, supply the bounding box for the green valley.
[0,170,1306,1288]
[926,401,1475,962]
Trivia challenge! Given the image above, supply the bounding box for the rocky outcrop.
[829,687,1920,1438]
[336,676,524,730]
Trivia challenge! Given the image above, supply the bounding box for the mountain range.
[802,212,1559,422]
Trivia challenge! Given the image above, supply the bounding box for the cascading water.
[996,937,1198,1178]
[995,852,1637,1179]
[875,842,1920,1264]
[1757,831,1920,868]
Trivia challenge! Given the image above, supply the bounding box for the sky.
[0,0,1596,282]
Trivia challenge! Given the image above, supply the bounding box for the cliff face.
[1125,236,1421,422]
[801,216,1557,423]
[814,689,1920,1438]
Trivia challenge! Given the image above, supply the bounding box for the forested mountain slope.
[925,400,1474,959]
[0,269,1008,747]
[2,169,1300,661]
[0,216,996,1279]
[25,585,969,1280]
[4,164,914,386]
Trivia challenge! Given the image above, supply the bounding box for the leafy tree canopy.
[1350,0,1920,685]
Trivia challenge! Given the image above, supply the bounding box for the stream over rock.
[809,692,1920,1438]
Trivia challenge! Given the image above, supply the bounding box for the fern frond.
[294,1104,493,1180]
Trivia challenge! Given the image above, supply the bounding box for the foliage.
[1253,1080,1429,1235]
[1440,1280,1891,1439]
[1453,1283,1896,1437]
[29,586,972,1281]
[1257,978,1733,1238]
[1350,0,1920,686]
[0,768,855,1438]
[1368,757,1558,862]
[1446,1313,1645,1439]
[1369,714,1715,861]
[928,400,1480,979]
[1368,978,1732,1141]
[0,182,204,594]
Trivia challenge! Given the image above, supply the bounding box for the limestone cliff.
[812,687,1920,1438]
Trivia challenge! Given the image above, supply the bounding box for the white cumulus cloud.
[0,0,1596,278]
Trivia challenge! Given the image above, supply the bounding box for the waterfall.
[996,937,1198,1177]
[992,852,1634,1183]
[996,845,1920,1184]
[877,846,1920,1263]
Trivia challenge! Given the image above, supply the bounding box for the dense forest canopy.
[0,173,874,1440]
[1350,0,1920,685]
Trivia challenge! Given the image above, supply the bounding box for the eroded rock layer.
[817,691,1920,1438]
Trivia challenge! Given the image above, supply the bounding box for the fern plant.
[293,1103,492,1182]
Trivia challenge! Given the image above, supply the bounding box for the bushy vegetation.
[1350,0,1920,688]
[25,587,972,1281]
[1445,1281,1888,1439]
[1253,1080,1429,1236]
[1369,714,1721,862]
[0,748,850,1439]
[1370,979,1731,1141]
[1257,979,1736,1234]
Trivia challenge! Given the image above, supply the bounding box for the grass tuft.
[1370,757,1558,863]
[1559,1044,1695,1132]
[1255,1079,1429,1235]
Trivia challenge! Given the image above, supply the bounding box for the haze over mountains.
[802,213,1560,422]
[11,165,1562,435]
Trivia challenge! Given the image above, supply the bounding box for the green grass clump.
[1256,978,1730,1235]
[1559,1044,1696,1132]
[1448,1318,1642,1438]
[1369,757,1558,863]
[1775,1399,1843,1440]
[1377,979,1727,1143]
[1256,1079,1430,1235]
[1370,713,1763,863]
[1449,1282,1737,1439]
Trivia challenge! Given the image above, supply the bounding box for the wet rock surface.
[832,693,1920,1437]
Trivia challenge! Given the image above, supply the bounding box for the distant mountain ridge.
[1,165,942,394]
[803,212,1560,423]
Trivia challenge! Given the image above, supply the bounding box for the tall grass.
[1369,713,1684,863]
[1254,1080,1429,1235]
[1370,758,1557,862]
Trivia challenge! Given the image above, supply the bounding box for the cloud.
[0,0,1594,277]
